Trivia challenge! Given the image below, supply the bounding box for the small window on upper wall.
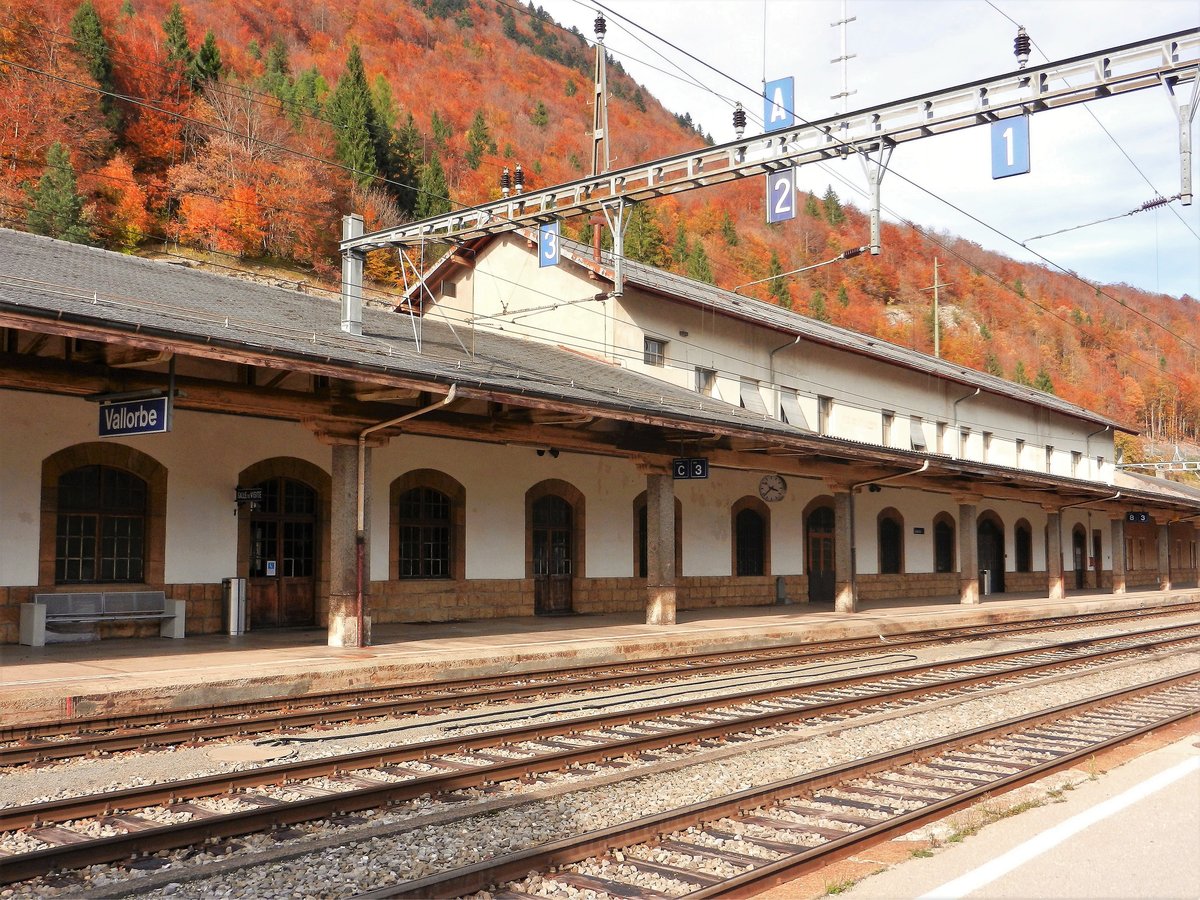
[695,367,717,396]
[1045,445,1054,473]
[882,411,895,447]
[644,337,666,367]
[1071,451,1082,477]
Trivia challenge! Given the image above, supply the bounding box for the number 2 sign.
[766,168,796,224]
[991,115,1030,179]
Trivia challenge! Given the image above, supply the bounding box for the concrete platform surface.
[1,588,1197,727]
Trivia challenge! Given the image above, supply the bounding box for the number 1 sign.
[991,116,1030,179]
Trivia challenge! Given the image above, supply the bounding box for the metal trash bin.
[222,577,247,635]
[979,569,992,596]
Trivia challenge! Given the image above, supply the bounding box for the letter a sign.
[764,77,795,133]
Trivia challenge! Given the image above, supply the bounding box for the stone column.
[329,442,369,647]
[644,468,676,625]
[1158,522,1172,591]
[1110,516,1127,594]
[1046,510,1064,601]
[957,500,979,605]
[834,488,856,613]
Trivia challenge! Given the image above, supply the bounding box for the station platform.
[1,587,1197,728]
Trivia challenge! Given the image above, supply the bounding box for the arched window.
[878,508,904,574]
[634,493,683,578]
[397,488,452,578]
[391,470,465,581]
[732,497,769,576]
[1015,519,1033,572]
[934,513,956,573]
[55,465,147,583]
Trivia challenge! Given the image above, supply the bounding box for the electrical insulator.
[500,166,511,198]
[1014,27,1031,69]
[594,13,606,42]
[732,103,747,140]
[514,163,525,194]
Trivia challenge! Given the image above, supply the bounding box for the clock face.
[758,474,787,502]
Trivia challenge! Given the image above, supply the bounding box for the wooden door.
[1092,531,1103,588]
[1073,528,1087,589]
[247,478,317,628]
[806,506,835,603]
[977,519,1006,593]
[533,495,573,615]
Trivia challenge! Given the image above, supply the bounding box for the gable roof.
[417,230,1128,434]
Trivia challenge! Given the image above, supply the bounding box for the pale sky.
[534,0,1200,299]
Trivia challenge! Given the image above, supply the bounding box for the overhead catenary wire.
[7,5,1198,409]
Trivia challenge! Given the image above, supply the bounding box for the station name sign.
[99,396,170,437]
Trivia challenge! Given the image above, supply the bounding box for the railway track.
[1,621,1197,886]
[4,604,1195,765]
[356,673,1200,899]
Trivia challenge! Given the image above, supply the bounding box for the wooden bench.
[19,591,186,647]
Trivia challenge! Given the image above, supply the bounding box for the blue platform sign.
[764,77,795,133]
[766,167,796,224]
[538,221,560,268]
[991,115,1030,179]
[99,396,170,437]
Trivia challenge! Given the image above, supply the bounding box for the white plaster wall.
[1,390,330,586]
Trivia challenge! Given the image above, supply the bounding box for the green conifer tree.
[687,242,714,284]
[1013,361,1032,386]
[27,143,90,244]
[836,284,850,307]
[822,186,845,226]
[530,100,549,128]
[188,30,222,86]
[768,251,790,308]
[327,46,386,185]
[415,152,451,219]
[804,192,820,217]
[465,110,494,171]
[809,290,830,322]
[392,113,423,215]
[984,353,1004,377]
[623,204,666,266]
[162,3,194,70]
[672,221,689,267]
[1033,367,1055,394]
[70,1,119,129]
[720,212,738,246]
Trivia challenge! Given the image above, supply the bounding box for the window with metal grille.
[879,514,903,574]
[644,337,666,367]
[55,465,146,583]
[934,517,956,573]
[398,487,453,578]
[1015,521,1033,572]
[735,508,766,576]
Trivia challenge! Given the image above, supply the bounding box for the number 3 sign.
[539,221,560,267]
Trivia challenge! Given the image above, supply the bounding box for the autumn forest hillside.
[2,0,1197,462]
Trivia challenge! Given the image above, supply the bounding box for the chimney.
[341,213,364,335]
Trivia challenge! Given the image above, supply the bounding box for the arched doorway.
[247,477,318,628]
[806,505,835,603]
[1073,525,1087,589]
[532,495,574,614]
[977,515,1006,593]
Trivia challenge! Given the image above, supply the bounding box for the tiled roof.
[0,229,807,441]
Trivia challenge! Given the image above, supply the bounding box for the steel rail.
[5,621,1197,829]
[0,627,1196,883]
[342,30,1199,251]
[358,671,1200,899]
[6,603,1190,753]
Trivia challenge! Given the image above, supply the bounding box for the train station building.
[2,226,1199,648]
